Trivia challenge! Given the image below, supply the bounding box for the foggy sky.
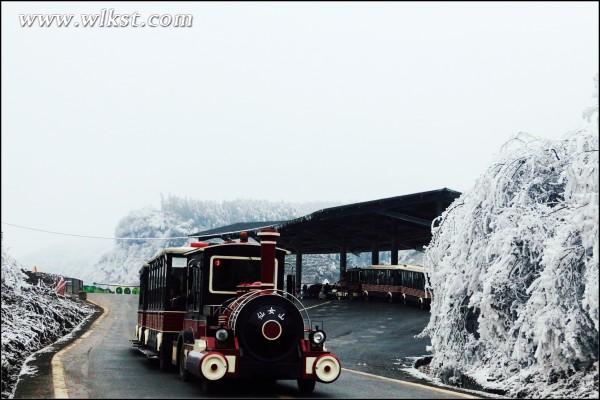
[1,2,598,274]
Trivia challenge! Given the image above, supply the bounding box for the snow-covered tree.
[1,249,93,399]
[421,78,599,398]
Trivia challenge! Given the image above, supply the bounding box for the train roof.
[348,264,425,273]
[146,246,196,264]
[143,243,291,268]
[184,242,290,256]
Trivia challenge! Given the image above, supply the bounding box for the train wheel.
[159,344,172,372]
[178,346,190,382]
[297,379,316,395]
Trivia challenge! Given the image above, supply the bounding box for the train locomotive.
[132,228,340,394]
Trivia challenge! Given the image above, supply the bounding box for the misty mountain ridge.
[89,195,337,285]
[89,195,423,286]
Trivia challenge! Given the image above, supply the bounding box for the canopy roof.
[189,188,461,254]
[188,221,284,239]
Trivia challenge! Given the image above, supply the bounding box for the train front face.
[184,228,340,389]
[227,291,341,384]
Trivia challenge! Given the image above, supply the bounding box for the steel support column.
[391,226,399,265]
[295,252,303,295]
[371,244,379,265]
[340,247,347,280]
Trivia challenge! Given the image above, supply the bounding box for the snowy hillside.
[88,196,337,285]
[1,249,93,399]
[421,91,599,397]
[89,195,422,286]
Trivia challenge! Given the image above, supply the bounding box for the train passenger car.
[133,229,340,394]
[342,264,431,306]
[135,246,194,366]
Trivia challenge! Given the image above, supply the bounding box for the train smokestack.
[257,228,279,284]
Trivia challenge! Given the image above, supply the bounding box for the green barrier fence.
[83,285,138,294]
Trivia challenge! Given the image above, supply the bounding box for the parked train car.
[339,264,431,306]
[64,277,83,297]
[25,271,85,298]
[133,229,340,394]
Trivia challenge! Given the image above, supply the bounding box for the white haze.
[1,2,598,276]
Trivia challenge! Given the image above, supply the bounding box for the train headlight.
[311,331,326,345]
[216,328,229,342]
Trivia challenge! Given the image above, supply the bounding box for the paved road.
[52,294,475,399]
[309,298,434,378]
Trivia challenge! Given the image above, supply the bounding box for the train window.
[168,267,187,311]
[149,267,153,310]
[152,265,156,309]
[186,264,193,311]
[417,273,425,289]
[195,265,202,311]
[156,263,161,309]
[400,270,408,288]
[172,256,187,269]
[161,258,167,308]
[157,261,161,309]
[209,256,277,294]
[149,267,153,309]
[151,268,155,309]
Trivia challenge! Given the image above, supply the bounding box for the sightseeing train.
[337,264,432,306]
[132,229,340,394]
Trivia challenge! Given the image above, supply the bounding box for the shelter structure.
[189,188,461,292]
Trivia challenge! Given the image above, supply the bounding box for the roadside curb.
[12,299,104,399]
[52,297,108,398]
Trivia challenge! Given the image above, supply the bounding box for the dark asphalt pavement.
[49,294,475,399]
[308,298,433,379]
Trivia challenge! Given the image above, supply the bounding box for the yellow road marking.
[51,356,68,399]
[52,296,107,399]
[341,368,479,399]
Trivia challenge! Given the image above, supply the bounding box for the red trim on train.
[139,311,185,332]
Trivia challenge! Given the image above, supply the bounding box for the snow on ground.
[1,249,94,399]
[420,84,599,398]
